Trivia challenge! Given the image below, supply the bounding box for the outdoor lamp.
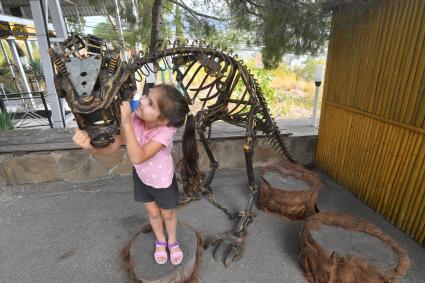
[312,64,324,128]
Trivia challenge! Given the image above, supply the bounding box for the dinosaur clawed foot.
[207,231,245,267]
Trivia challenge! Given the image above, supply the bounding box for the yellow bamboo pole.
[387,133,420,221]
[357,119,385,201]
[331,109,345,180]
[382,129,411,215]
[317,117,327,169]
[402,0,425,124]
[410,169,425,239]
[377,0,411,118]
[364,124,393,205]
[390,134,422,223]
[366,123,394,206]
[346,115,363,191]
[403,148,425,232]
[351,115,373,196]
[398,138,425,227]
[328,107,341,178]
[367,0,392,113]
[402,55,425,127]
[386,0,417,121]
[383,1,408,118]
[348,24,365,108]
[339,112,354,184]
[358,5,382,111]
[374,126,405,213]
[317,105,333,172]
[375,0,400,116]
[393,0,424,122]
[416,71,425,128]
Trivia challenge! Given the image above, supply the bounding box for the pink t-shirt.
[131,113,177,189]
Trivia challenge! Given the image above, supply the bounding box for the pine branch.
[168,0,229,21]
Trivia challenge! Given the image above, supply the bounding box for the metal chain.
[200,186,238,220]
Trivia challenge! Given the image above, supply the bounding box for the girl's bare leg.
[145,201,166,261]
[161,208,183,263]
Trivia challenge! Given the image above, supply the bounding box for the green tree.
[89,0,379,65]
[225,0,381,69]
[174,5,184,39]
[92,22,119,42]
[88,0,241,52]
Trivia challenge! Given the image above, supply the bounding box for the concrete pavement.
[0,168,424,283]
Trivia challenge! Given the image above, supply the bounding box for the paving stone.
[54,150,90,173]
[111,158,132,175]
[0,154,61,185]
[62,158,108,182]
[0,154,12,186]
[92,149,125,169]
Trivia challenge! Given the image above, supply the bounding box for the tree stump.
[258,161,322,220]
[300,212,410,283]
[122,222,202,283]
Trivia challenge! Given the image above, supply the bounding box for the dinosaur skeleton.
[49,34,297,267]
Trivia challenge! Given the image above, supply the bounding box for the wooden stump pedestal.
[122,222,202,283]
[259,162,322,220]
[300,212,410,283]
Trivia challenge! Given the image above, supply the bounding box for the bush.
[0,110,16,130]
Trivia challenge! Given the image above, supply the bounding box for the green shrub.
[0,110,16,130]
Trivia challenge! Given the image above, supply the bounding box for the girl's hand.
[72,128,94,151]
[120,101,132,126]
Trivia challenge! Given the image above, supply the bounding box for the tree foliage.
[225,0,330,69]
[88,0,379,68]
[226,0,382,68]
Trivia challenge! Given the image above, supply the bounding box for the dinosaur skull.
[49,34,136,147]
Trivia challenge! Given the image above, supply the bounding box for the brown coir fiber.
[299,212,410,283]
[259,161,322,220]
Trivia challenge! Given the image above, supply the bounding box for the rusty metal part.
[49,33,136,147]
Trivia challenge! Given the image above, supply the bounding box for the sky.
[82,16,108,34]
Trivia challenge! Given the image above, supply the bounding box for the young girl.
[73,84,201,265]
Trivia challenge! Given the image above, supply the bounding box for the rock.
[111,158,132,175]
[92,149,125,169]
[54,150,90,173]
[62,158,108,182]
[0,154,61,185]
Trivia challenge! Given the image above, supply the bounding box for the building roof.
[1,0,109,19]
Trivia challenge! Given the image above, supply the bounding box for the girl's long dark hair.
[155,84,203,197]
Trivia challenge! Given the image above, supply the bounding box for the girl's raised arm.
[72,128,126,155]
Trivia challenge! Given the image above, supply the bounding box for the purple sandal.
[168,241,183,265]
[154,240,168,264]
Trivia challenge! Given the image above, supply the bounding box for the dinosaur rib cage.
[134,45,297,163]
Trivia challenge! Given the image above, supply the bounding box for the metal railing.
[0,90,53,128]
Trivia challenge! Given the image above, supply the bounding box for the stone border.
[0,136,317,186]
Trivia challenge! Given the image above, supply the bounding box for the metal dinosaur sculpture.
[49,34,297,267]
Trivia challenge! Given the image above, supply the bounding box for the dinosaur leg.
[210,116,258,267]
